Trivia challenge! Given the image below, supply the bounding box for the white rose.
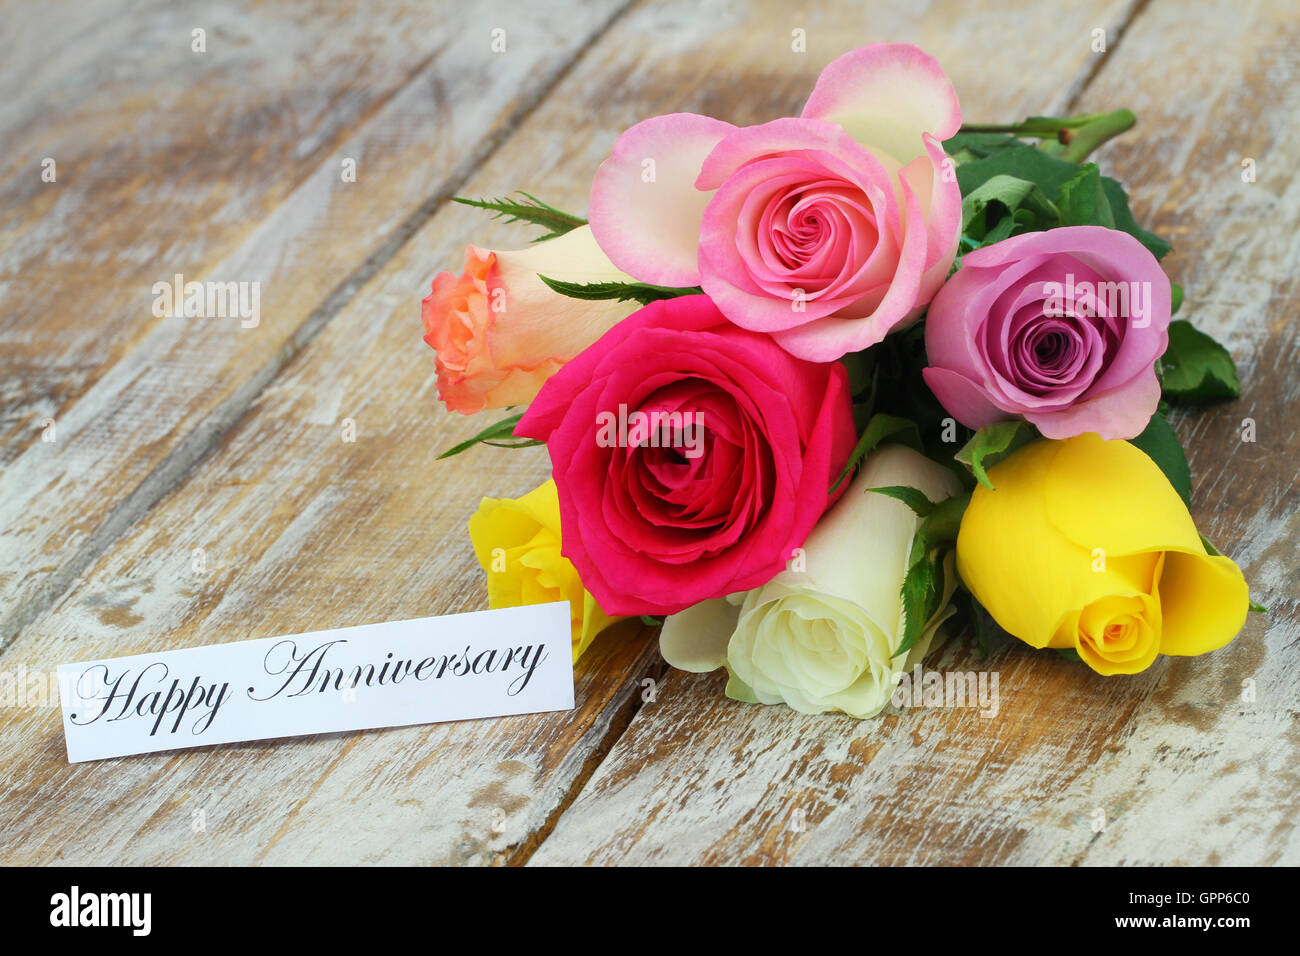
[660,444,962,718]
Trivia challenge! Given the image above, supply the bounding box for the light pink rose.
[587,43,962,361]
[922,226,1172,440]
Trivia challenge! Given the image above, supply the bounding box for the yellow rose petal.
[1044,432,1202,556]
[1157,551,1249,656]
[1075,592,1161,675]
[468,479,624,661]
[958,440,1159,649]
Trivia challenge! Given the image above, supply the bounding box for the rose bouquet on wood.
[422,44,1261,718]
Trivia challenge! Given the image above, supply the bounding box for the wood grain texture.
[0,0,630,644]
[527,0,1300,866]
[3,0,1293,868]
[0,0,1128,867]
[0,0,648,864]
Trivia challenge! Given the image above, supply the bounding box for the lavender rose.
[922,226,1171,440]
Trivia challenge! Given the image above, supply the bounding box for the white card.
[57,602,574,763]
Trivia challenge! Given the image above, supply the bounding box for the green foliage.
[1056,163,1116,229]
[894,493,971,658]
[829,413,922,494]
[968,591,990,658]
[848,323,970,471]
[1158,320,1241,403]
[1098,176,1172,259]
[953,144,1171,260]
[538,276,701,305]
[451,192,586,241]
[954,421,1039,490]
[866,485,938,518]
[438,411,542,460]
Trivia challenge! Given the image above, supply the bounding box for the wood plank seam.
[1053,0,1153,113]
[0,0,639,655]
[504,642,668,866]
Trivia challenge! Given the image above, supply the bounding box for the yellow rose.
[956,433,1249,675]
[468,480,623,661]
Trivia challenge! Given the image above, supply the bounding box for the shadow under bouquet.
[423,43,1262,719]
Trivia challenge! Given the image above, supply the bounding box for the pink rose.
[587,43,961,361]
[421,225,635,414]
[514,294,857,617]
[922,226,1172,440]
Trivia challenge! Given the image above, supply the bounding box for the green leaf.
[942,131,1025,161]
[981,214,1017,245]
[1249,599,1268,614]
[1054,648,1084,662]
[867,485,937,518]
[1128,411,1191,506]
[896,556,936,658]
[956,145,1087,204]
[1098,176,1172,260]
[1158,320,1241,403]
[639,615,665,627]
[915,492,970,550]
[829,413,922,494]
[1056,163,1116,228]
[957,147,1171,259]
[1171,282,1184,315]
[960,173,1061,243]
[538,276,700,305]
[451,192,587,241]
[438,411,539,460]
[954,421,1038,490]
[895,494,970,657]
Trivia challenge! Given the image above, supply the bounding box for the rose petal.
[921,366,1013,431]
[588,112,735,286]
[660,598,741,672]
[800,42,961,162]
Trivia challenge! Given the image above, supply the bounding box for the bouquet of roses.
[422,44,1261,718]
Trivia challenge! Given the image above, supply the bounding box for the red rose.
[516,294,857,616]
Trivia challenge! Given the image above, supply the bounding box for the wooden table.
[1,0,1295,866]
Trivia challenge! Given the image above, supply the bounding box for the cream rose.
[660,444,963,718]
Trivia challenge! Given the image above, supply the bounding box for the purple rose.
[922,226,1171,439]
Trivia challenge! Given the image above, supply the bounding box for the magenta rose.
[587,43,962,361]
[514,294,857,617]
[922,226,1172,440]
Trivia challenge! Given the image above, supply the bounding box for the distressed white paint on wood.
[0,0,1131,867]
[528,0,1300,867]
[1012,0,1300,866]
[0,0,630,644]
[6,0,1286,868]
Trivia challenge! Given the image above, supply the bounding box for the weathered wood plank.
[528,0,1300,866]
[0,0,1130,866]
[0,0,631,645]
